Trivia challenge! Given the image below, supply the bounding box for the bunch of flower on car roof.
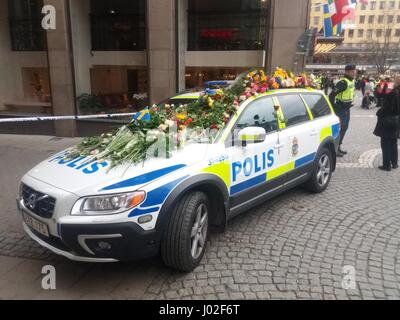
[66,68,320,167]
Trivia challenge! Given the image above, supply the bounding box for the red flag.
[331,0,351,26]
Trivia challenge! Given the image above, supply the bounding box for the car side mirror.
[238,127,267,146]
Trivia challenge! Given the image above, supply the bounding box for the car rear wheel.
[161,191,209,272]
[304,148,333,193]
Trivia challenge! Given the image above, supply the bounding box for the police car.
[17,88,340,272]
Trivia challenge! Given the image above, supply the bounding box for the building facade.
[309,0,400,72]
[0,0,310,137]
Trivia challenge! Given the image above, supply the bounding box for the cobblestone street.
[0,93,399,300]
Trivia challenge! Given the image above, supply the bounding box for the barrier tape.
[0,112,137,123]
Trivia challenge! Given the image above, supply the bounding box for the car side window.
[236,97,277,133]
[276,94,310,127]
[301,94,331,118]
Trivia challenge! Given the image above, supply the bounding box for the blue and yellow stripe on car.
[229,152,316,195]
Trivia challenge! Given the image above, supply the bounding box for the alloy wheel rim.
[190,204,208,260]
[316,154,330,187]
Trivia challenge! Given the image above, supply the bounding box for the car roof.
[169,91,203,100]
[265,88,324,95]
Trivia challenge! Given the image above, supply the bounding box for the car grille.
[21,184,56,219]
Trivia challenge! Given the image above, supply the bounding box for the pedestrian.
[361,77,366,96]
[329,64,357,157]
[373,76,400,171]
[375,76,386,108]
[362,78,375,109]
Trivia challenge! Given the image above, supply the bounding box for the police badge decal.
[292,137,299,157]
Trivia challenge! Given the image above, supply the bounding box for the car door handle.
[274,143,285,149]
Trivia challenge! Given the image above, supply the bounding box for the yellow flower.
[208,97,214,107]
[176,113,187,121]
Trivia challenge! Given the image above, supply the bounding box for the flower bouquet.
[66,68,320,167]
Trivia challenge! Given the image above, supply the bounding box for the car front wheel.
[161,191,209,272]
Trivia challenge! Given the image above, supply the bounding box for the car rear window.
[276,94,310,127]
[301,94,332,118]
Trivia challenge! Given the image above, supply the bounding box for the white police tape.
[0,113,137,123]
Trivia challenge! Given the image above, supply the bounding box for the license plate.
[23,212,50,238]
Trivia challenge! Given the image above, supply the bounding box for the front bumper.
[23,220,161,262]
[23,222,117,263]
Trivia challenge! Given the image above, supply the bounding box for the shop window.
[75,66,148,115]
[188,0,269,51]
[8,0,47,51]
[185,67,248,88]
[90,0,146,51]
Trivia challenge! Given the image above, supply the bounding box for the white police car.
[17,88,340,272]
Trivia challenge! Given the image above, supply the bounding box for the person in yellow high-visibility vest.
[329,64,357,157]
[274,105,286,130]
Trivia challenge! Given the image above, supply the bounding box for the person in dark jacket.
[373,77,400,171]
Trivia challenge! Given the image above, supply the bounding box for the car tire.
[303,147,333,193]
[161,191,210,272]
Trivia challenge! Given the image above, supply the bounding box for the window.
[302,94,331,119]
[367,29,373,38]
[395,29,400,37]
[188,0,268,51]
[379,1,385,10]
[370,1,376,9]
[315,3,321,12]
[359,15,365,24]
[386,29,392,37]
[276,94,310,127]
[8,0,47,51]
[389,1,395,9]
[236,97,277,133]
[314,16,320,26]
[358,29,364,37]
[378,15,384,24]
[376,29,383,37]
[90,0,146,51]
[397,15,400,23]
[348,29,354,38]
[361,3,367,10]
[387,15,394,24]
[368,16,374,24]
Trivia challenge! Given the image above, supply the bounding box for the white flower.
[158,124,168,131]
[240,95,247,101]
[165,120,175,127]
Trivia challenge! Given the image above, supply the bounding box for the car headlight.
[71,191,146,216]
